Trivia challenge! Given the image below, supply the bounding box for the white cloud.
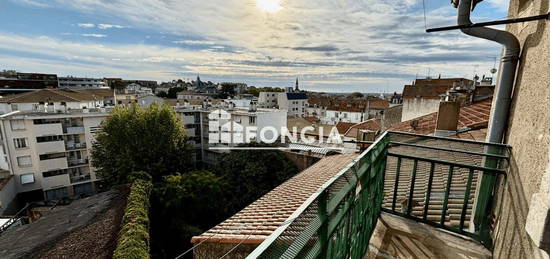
[81,33,106,38]
[97,24,126,29]
[4,0,505,91]
[77,23,95,28]
[172,40,216,45]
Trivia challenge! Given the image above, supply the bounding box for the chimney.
[434,101,460,137]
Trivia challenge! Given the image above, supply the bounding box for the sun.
[256,0,282,13]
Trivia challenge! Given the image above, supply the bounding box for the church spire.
[295,77,299,92]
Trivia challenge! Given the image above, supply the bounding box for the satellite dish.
[491,68,497,74]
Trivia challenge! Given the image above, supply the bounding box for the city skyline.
[0,0,508,92]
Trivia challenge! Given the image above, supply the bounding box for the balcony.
[42,173,70,190]
[36,141,66,154]
[63,126,85,135]
[33,123,63,136]
[67,158,88,167]
[65,142,87,150]
[70,174,91,183]
[39,157,68,172]
[248,131,510,258]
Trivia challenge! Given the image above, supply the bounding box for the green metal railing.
[247,131,510,258]
[247,131,390,259]
[382,132,510,248]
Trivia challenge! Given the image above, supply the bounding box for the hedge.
[113,173,153,259]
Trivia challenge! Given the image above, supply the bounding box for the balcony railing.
[65,143,87,150]
[70,174,91,183]
[68,158,88,167]
[248,131,510,258]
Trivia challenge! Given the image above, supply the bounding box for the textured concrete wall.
[492,0,550,258]
[401,98,440,122]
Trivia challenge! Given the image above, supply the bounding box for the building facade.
[58,77,108,89]
[0,110,108,201]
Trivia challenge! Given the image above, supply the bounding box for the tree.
[156,91,168,98]
[167,87,186,98]
[91,103,192,184]
[150,171,226,258]
[351,92,364,98]
[216,143,298,213]
[220,83,237,98]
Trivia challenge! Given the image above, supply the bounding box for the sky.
[0,0,509,93]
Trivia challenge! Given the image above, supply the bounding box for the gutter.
[456,0,521,246]
[457,0,520,144]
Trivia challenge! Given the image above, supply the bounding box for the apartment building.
[176,104,287,165]
[0,71,58,94]
[58,77,108,89]
[258,92,279,108]
[0,88,114,114]
[278,92,308,117]
[0,109,108,201]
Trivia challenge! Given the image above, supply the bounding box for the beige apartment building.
[0,110,108,201]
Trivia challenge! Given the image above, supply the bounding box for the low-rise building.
[58,77,108,89]
[0,88,114,114]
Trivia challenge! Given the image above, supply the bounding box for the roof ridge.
[49,89,83,102]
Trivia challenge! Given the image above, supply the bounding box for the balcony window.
[43,169,68,178]
[45,187,69,200]
[33,119,62,125]
[39,153,65,161]
[36,135,64,143]
[13,138,28,149]
[17,155,32,167]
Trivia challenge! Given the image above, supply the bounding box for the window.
[33,119,62,125]
[39,153,65,161]
[17,156,32,167]
[10,120,25,130]
[45,187,69,200]
[43,169,68,178]
[14,138,28,149]
[10,104,18,111]
[249,116,256,124]
[20,173,35,184]
[36,135,63,143]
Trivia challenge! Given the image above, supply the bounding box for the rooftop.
[191,153,358,244]
[0,187,129,259]
[390,99,492,139]
[0,88,113,103]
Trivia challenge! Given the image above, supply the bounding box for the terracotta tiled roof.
[344,119,381,138]
[0,89,100,103]
[191,153,358,244]
[303,116,319,123]
[454,128,487,141]
[402,78,474,99]
[336,122,355,134]
[390,99,492,135]
[308,97,389,112]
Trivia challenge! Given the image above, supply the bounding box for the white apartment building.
[278,92,308,117]
[258,92,279,108]
[0,109,108,201]
[0,88,114,114]
[176,105,287,165]
[58,77,108,89]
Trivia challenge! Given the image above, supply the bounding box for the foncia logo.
[208,109,344,150]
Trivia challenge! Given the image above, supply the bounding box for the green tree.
[351,92,364,98]
[150,171,226,258]
[167,87,186,98]
[156,91,168,98]
[216,143,298,213]
[91,103,192,184]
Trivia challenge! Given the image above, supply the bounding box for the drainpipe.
[458,0,520,144]
[457,0,520,247]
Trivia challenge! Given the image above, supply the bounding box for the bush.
[113,176,153,259]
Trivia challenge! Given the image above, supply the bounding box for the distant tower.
[295,77,299,92]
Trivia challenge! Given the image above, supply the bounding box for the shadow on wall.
[492,154,543,258]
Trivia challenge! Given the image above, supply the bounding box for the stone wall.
[492,0,550,258]
[381,105,403,131]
